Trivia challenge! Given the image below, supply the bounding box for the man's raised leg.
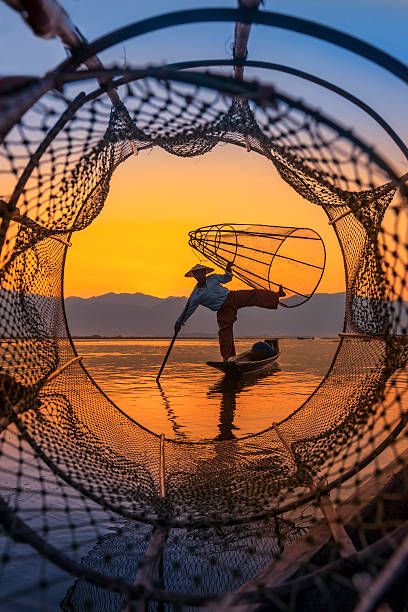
[234,289,279,310]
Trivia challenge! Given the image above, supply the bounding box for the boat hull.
[207,351,280,375]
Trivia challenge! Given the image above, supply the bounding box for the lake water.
[1,337,406,610]
[74,338,339,441]
[0,338,340,610]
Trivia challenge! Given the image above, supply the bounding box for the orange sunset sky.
[64,144,346,299]
[3,1,406,303]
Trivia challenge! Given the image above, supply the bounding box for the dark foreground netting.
[0,9,407,608]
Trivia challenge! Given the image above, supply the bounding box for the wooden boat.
[207,339,280,375]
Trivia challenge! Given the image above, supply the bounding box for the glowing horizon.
[64,145,346,299]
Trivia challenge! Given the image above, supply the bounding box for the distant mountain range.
[2,289,404,338]
[65,292,346,337]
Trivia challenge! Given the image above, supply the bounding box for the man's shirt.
[177,273,232,326]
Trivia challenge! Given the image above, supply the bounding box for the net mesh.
[0,65,407,609]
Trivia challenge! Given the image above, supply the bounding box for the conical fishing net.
[189,224,326,306]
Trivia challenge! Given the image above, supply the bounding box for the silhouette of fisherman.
[175,262,286,360]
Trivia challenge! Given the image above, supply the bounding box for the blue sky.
[1,1,407,74]
[2,1,407,157]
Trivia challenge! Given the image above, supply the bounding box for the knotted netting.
[0,7,407,609]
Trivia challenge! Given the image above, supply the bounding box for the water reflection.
[75,338,339,441]
[208,365,281,441]
[156,381,187,440]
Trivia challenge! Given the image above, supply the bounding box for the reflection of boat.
[208,364,281,396]
[208,363,281,441]
[207,339,280,376]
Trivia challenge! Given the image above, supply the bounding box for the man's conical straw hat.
[185,263,214,278]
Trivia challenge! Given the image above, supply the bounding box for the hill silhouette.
[65,292,346,337]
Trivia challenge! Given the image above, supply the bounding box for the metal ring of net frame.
[56,7,408,84]
[0,8,407,608]
[188,224,327,307]
[0,22,406,524]
[0,68,404,612]
[1,65,406,527]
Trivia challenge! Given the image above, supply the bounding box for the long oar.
[156,299,190,382]
[156,330,179,382]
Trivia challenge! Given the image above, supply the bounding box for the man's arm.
[174,292,200,332]
[215,261,233,284]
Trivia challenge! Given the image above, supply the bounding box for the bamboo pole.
[232,0,262,81]
[328,209,353,225]
[126,526,168,612]
[232,0,262,153]
[2,0,139,151]
[47,356,82,383]
[0,203,72,247]
[125,434,168,611]
[47,234,72,247]
[339,333,376,339]
[270,422,389,605]
[156,298,191,381]
[272,422,296,463]
[159,433,166,498]
[214,448,408,611]
[310,484,356,557]
[354,534,408,612]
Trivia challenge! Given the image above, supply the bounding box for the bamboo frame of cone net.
[188,224,326,307]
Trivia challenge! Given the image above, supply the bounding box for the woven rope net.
[0,51,407,610]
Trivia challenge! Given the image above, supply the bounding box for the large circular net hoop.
[0,6,407,610]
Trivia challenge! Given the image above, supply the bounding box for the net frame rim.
[57,7,408,89]
[1,59,407,529]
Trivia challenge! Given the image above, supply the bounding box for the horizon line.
[65,289,346,300]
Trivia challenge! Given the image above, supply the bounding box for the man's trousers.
[216,289,279,360]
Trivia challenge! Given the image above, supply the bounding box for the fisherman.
[175,262,286,360]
